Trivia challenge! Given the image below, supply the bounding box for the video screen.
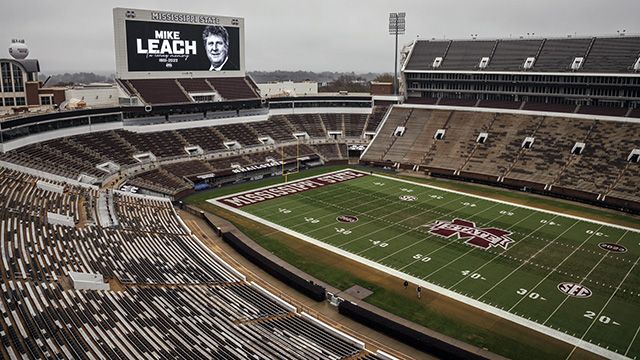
[125,20,240,72]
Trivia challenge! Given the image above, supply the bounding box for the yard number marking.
[584,311,620,326]
[369,240,389,248]
[412,254,432,262]
[516,288,546,300]
[461,270,486,280]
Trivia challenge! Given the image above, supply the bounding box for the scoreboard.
[113,7,245,79]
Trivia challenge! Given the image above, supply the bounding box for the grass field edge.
[209,197,627,360]
[367,170,640,234]
[207,168,637,360]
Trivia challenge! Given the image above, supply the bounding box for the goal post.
[282,140,301,182]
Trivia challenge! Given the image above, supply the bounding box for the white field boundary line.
[566,255,639,360]
[364,170,640,234]
[211,199,628,360]
[626,324,640,357]
[207,168,636,360]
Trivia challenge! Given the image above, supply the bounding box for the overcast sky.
[1,0,638,74]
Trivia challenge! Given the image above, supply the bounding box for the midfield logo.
[426,219,514,250]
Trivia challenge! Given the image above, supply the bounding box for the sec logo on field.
[557,282,592,298]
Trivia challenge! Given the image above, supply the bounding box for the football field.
[210,169,640,359]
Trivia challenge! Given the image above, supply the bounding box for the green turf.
[211,168,640,359]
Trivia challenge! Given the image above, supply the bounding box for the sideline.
[208,168,635,360]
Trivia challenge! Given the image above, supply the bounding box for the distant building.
[64,83,119,109]
[257,80,318,98]
[370,81,393,95]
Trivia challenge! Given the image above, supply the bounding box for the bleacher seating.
[249,118,296,141]
[486,39,543,71]
[425,111,495,171]
[403,40,450,71]
[365,106,389,132]
[208,77,259,100]
[534,38,592,71]
[216,123,261,146]
[393,109,451,164]
[70,130,140,166]
[440,40,496,70]
[506,117,593,184]
[162,160,214,178]
[178,78,215,92]
[312,143,342,160]
[175,126,225,151]
[207,155,251,171]
[608,164,640,202]
[344,114,368,137]
[365,107,640,207]
[555,120,640,194]
[320,113,342,132]
[128,168,190,194]
[128,79,191,104]
[361,108,412,162]
[118,130,188,158]
[582,37,640,72]
[0,168,378,358]
[284,114,326,137]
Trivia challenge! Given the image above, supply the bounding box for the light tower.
[389,12,406,96]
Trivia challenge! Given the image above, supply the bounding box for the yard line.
[507,225,605,313]
[425,210,540,280]
[475,219,579,299]
[245,179,401,231]
[286,192,394,230]
[625,323,640,357]
[335,193,467,248]
[566,254,639,360]
[300,184,442,237]
[388,204,516,271]
[355,201,504,256]
[542,228,625,325]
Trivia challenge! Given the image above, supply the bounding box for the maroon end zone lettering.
[217,170,367,208]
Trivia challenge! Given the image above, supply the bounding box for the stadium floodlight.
[389,12,406,95]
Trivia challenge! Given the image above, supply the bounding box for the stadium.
[0,4,639,360]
